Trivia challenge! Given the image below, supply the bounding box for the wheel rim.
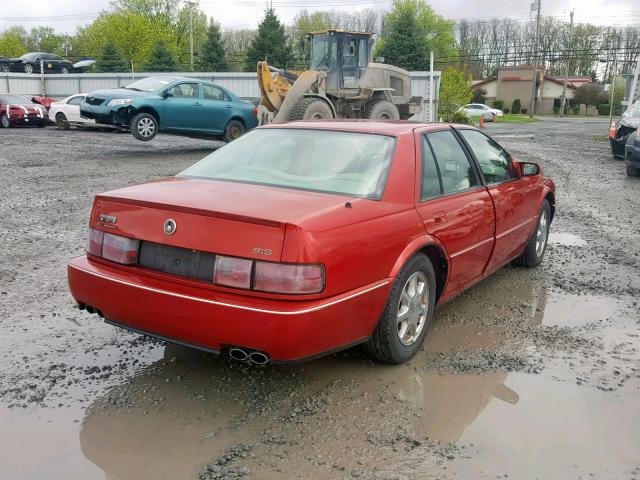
[1,115,8,127]
[397,271,429,346]
[378,112,392,120]
[137,117,155,137]
[56,115,66,128]
[229,125,241,139]
[61,68,69,74]
[25,64,33,73]
[535,210,549,257]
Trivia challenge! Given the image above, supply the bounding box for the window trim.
[418,127,486,203]
[454,127,520,186]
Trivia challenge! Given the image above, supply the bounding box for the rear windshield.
[179,129,396,199]
[0,94,32,105]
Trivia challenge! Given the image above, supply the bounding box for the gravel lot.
[1,120,639,480]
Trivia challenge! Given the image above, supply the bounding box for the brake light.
[253,262,324,294]
[252,108,258,116]
[213,256,252,289]
[87,228,104,256]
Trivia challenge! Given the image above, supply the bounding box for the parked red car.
[67,121,555,364]
[0,94,49,128]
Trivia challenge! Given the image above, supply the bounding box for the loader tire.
[363,99,400,120]
[289,97,334,121]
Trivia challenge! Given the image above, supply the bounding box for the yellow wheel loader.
[256,30,422,124]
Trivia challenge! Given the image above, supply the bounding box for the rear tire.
[60,66,70,74]
[363,99,400,120]
[627,165,639,177]
[130,112,158,141]
[1,113,9,128]
[24,63,34,74]
[365,254,436,364]
[289,97,334,121]
[56,113,70,130]
[512,199,551,267]
[223,119,245,142]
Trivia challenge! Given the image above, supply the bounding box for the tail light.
[87,228,139,265]
[253,262,323,294]
[214,256,252,289]
[252,108,258,116]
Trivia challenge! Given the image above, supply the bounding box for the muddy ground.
[1,120,639,480]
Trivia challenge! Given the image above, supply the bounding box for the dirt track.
[1,120,639,480]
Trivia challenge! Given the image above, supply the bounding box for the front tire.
[56,113,70,130]
[627,165,639,177]
[289,97,334,121]
[223,119,245,142]
[513,199,551,267]
[24,63,34,74]
[365,254,436,364]
[0,64,9,72]
[130,112,158,141]
[1,113,10,128]
[363,99,400,120]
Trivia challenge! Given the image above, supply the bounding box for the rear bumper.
[67,256,390,362]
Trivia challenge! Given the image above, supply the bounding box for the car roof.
[260,120,466,136]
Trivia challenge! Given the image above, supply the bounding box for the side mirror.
[520,162,540,176]
[161,90,173,98]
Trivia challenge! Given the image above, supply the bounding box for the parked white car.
[49,94,97,130]
[459,103,504,120]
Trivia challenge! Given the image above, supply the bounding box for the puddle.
[548,231,587,246]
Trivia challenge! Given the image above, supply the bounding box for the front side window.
[459,129,516,184]
[202,84,227,101]
[180,129,396,199]
[425,130,479,195]
[168,83,199,98]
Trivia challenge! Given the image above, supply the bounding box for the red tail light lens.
[87,228,104,256]
[101,233,139,265]
[213,256,252,289]
[253,262,324,294]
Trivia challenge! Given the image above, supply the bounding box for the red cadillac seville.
[68,121,555,364]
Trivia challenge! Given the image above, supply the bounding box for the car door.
[414,128,496,292]
[160,82,202,131]
[65,95,84,122]
[457,128,541,272]
[200,84,233,133]
[40,54,57,72]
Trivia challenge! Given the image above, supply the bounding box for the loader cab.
[309,30,372,91]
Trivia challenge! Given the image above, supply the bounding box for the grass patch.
[497,114,538,123]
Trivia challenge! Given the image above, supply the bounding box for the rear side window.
[202,84,228,101]
[459,129,516,184]
[421,136,442,199]
[67,96,83,106]
[426,130,479,195]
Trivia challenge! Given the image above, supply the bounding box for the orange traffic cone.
[608,121,616,138]
[479,114,484,128]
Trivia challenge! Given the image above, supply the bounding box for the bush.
[597,103,611,115]
[511,98,521,114]
[492,100,504,110]
[451,110,472,124]
[572,105,580,115]
[521,108,527,114]
[553,106,560,115]
[503,108,510,114]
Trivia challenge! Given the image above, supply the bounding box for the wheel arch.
[133,106,160,126]
[544,190,556,221]
[389,237,450,303]
[302,93,337,118]
[228,115,246,127]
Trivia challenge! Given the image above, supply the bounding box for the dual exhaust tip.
[80,303,104,318]
[228,347,270,365]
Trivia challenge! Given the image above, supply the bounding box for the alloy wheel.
[535,210,549,257]
[137,118,155,138]
[24,64,33,74]
[397,271,429,346]
[1,115,9,128]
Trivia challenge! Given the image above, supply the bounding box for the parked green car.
[80,76,258,142]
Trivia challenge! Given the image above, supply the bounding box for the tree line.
[0,0,637,79]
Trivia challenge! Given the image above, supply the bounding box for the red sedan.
[0,94,49,128]
[67,121,555,364]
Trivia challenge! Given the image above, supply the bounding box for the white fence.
[0,70,440,119]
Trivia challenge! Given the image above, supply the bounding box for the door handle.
[194,102,202,106]
[225,104,232,109]
[433,211,447,223]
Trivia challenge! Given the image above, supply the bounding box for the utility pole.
[608,53,617,128]
[185,0,198,71]
[529,0,541,118]
[560,9,574,117]
[629,54,640,108]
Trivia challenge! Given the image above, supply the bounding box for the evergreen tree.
[198,19,228,71]
[374,0,455,71]
[244,8,293,71]
[143,40,179,71]
[94,42,129,72]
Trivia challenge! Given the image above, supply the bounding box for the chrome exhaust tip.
[248,351,270,365]
[229,348,248,361]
